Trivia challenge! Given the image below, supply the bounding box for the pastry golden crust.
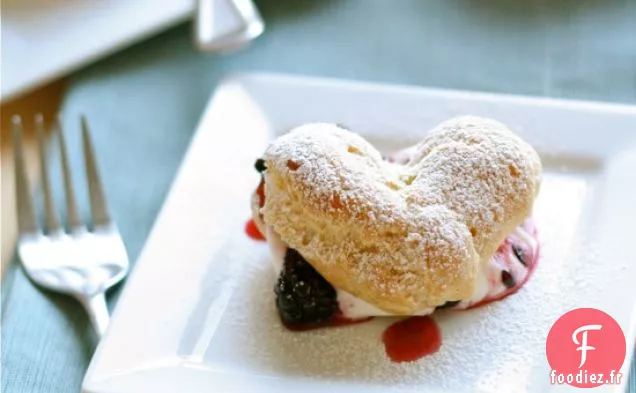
[261,116,542,315]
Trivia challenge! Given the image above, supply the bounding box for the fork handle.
[78,292,110,338]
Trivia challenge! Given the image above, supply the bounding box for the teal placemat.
[2,1,635,392]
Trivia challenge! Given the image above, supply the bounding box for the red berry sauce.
[245,219,265,241]
[382,316,442,362]
[246,178,267,241]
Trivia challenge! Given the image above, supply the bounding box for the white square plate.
[82,73,636,393]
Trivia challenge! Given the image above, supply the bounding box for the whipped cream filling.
[263,219,538,319]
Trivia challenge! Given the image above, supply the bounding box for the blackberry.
[274,248,338,325]
[254,158,267,173]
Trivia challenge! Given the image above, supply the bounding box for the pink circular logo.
[546,308,626,388]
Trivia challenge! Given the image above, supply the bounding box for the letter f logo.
[572,324,602,368]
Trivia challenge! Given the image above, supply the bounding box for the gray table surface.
[2,1,635,392]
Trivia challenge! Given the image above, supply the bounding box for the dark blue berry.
[502,270,516,288]
[274,248,338,325]
[436,300,461,310]
[254,158,267,173]
[512,244,527,266]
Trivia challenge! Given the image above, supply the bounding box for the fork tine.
[56,117,83,230]
[35,114,61,234]
[12,115,40,235]
[81,116,111,227]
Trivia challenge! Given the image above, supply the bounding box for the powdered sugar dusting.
[199,172,605,392]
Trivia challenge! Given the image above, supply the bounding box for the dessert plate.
[82,73,636,393]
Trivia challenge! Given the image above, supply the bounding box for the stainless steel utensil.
[12,115,129,337]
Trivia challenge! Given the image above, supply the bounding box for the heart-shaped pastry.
[260,116,542,315]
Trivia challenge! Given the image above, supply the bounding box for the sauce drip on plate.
[245,219,265,241]
[382,316,442,362]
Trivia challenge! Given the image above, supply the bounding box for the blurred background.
[2,1,635,392]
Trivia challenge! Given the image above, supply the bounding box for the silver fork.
[12,114,129,338]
